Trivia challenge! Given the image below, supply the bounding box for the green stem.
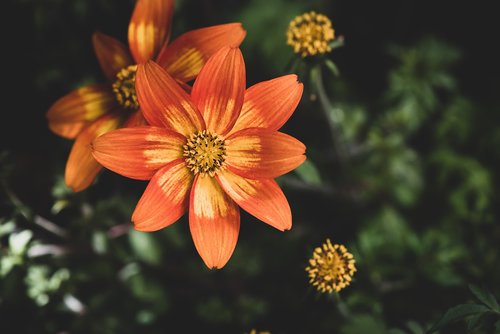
[332,292,352,318]
[311,64,348,165]
[2,180,68,239]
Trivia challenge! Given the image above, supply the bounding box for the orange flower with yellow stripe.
[46,0,246,192]
[92,47,305,269]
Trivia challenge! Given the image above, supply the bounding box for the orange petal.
[156,23,246,83]
[225,128,306,179]
[65,114,121,192]
[230,75,304,134]
[135,61,205,136]
[47,84,116,139]
[132,159,193,231]
[92,126,185,180]
[216,170,292,231]
[123,110,149,128]
[128,0,174,64]
[191,47,245,135]
[92,32,134,81]
[189,175,240,269]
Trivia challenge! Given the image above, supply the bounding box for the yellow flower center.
[305,239,356,293]
[183,130,226,177]
[112,65,139,110]
[286,11,335,57]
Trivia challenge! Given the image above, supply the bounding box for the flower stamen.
[286,11,335,57]
[183,130,226,177]
[305,239,356,293]
[112,65,139,110]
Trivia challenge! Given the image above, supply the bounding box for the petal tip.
[132,223,156,232]
[132,216,160,232]
[67,185,80,193]
[273,219,292,232]
[91,31,101,43]
[91,31,110,48]
[286,73,304,87]
[92,31,102,40]
[228,22,246,46]
[209,265,223,270]
[46,100,58,117]
[64,177,88,193]
[203,259,228,270]
[298,154,307,166]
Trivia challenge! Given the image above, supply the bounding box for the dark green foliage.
[2,0,500,333]
[428,285,500,333]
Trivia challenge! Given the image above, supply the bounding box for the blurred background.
[2,0,500,333]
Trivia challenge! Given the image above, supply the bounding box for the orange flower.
[92,47,305,269]
[46,0,246,192]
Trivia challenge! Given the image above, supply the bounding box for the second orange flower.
[46,0,246,192]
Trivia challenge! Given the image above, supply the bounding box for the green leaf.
[128,230,162,266]
[9,230,33,255]
[127,272,168,306]
[427,303,490,333]
[293,159,322,186]
[0,220,15,237]
[388,329,407,334]
[51,199,70,215]
[466,312,486,331]
[469,284,500,311]
[91,231,108,255]
[341,314,387,334]
[1,257,17,276]
[325,59,340,77]
[495,319,500,334]
[406,320,424,334]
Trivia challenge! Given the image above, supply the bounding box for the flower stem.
[335,293,352,318]
[311,64,348,165]
[1,179,68,239]
[328,292,352,318]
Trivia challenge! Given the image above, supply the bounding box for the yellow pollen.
[112,65,139,110]
[286,11,335,57]
[183,130,226,177]
[305,239,357,293]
